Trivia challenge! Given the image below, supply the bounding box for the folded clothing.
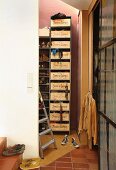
[51,13,66,20]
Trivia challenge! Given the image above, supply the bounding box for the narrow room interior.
[0,0,116,170]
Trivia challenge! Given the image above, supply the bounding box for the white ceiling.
[60,0,92,10]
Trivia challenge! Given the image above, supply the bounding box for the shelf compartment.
[51,18,71,27]
[39,62,49,69]
[50,92,70,101]
[51,30,70,38]
[51,41,70,49]
[51,51,71,60]
[40,85,49,92]
[39,70,49,77]
[51,62,70,70]
[39,77,49,84]
[41,93,49,100]
[50,72,70,80]
[50,122,69,131]
[50,112,69,121]
[50,82,70,90]
[50,102,69,111]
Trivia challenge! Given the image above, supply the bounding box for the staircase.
[0,137,23,170]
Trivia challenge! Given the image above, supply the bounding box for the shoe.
[72,137,79,148]
[20,158,40,169]
[61,135,68,145]
[2,144,25,156]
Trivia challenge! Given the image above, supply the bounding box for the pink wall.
[39,0,79,130]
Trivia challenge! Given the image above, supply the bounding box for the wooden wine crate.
[51,51,71,59]
[51,62,70,70]
[50,123,69,131]
[50,72,70,80]
[51,18,71,27]
[51,83,70,90]
[51,41,70,48]
[50,92,70,100]
[51,30,70,38]
[50,103,69,111]
[50,112,69,121]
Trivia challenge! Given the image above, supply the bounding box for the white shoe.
[61,135,68,145]
[72,137,79,148]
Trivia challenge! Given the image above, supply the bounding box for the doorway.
[93,1,116,170]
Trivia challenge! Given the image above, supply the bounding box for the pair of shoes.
[61,135,80,148]
[20,158,40,169]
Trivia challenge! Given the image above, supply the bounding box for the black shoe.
[72,137,79,148]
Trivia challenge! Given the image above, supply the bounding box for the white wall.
[0,0,39,158]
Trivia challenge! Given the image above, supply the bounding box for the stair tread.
[39,128,52,136]
[41,139,55,150]
[39,117,48,123]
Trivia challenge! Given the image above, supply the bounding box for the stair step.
[39,117,48,124]
[39,128,52,136]
[41,139,55,150]
[0,138,7,156]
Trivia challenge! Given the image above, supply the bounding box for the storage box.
[50,83,70,90]
[51,41,70,48]
[50,112,69,121]
[50,72,70,80]
[50,103,69,111]
[51,62,70,70]
[50,123,69,131]
[51,30,70,38]
[51,19,71,27]
[39,28,49,36]
[50,92,70,101]
[51,51,71,59]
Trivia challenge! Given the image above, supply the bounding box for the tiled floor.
[38,146,98,170]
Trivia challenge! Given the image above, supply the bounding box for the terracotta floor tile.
[87,158,98,164]
[89,163,98,170]
[56,168,73,170]
[48,162,55,166]
[73,163,89,169]
[40,167,55,170]
[71,157,88,163]
[71,152,86,158]
[63,152,71,158]
[86,153,98,159]
[56,162,72,168]
[73,168,89,170]
[56,157,71,162]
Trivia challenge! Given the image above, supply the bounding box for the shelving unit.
[49,17,71,133]
[39,35,50,132]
